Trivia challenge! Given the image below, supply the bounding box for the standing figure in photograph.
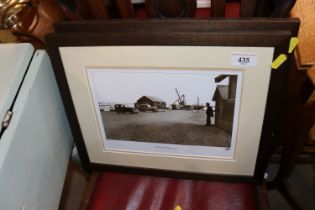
[205,103,214,126]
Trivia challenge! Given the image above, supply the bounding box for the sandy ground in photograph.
[101,110,231,147]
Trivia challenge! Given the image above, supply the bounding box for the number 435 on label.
[231,53,257,67]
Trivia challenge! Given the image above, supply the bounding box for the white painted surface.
[0,49,72,210]
[0,43,34,130]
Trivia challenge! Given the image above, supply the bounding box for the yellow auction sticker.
[174,205,182,210]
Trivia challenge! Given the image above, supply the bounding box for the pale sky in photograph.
[88,69,233,107]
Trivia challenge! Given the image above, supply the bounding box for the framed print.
[53,18,300,160]
[46,28,291,183]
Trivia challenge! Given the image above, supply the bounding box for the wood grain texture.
[54,18,300,36]
[46,31,290,47]
[79,172,99,210]
[59,161,90,210]
[291,0,315,65]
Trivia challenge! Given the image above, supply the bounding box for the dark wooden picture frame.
[46,22,292,183]
[54,18,299,36]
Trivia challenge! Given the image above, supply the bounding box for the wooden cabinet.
[0,44,72,210]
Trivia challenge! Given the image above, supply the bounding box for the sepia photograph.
[87,68,242,154]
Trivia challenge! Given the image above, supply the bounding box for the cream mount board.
[59,46,274,176]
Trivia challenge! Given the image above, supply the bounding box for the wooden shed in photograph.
[136,96,166,109]
[212,75,237,134]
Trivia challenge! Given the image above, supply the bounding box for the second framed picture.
[46,26,292,183]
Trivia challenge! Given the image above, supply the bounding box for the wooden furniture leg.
[267,101,315,210]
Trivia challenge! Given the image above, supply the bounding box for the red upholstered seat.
[86,172,261,210]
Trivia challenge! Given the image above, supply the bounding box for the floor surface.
[267,164,315,210]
